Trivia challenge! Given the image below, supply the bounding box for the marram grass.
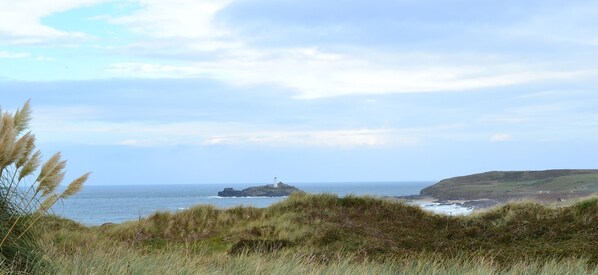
[82,192,598,265]
[42,240,598,275]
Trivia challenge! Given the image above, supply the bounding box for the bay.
[51,181,458,225]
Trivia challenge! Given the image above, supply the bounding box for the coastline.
[392,195,502,215]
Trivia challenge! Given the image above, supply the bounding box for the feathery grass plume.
[38,167,66,198]
[18,150,41,182]
[12,100,31,135]
[61,173,90,199]
[0,112,11,135]
[35,152,62,184]
[15,133,35,169]
[35,152,66,197]
[0,115,16,172]
[3,133,33,198]
[9,152,67,244]
[9,133,29,164]
[0,101,90,273]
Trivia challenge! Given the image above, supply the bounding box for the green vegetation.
[0,102,88,273]
[37,193,598,274]
[38,242,598,274]
[421,170,598,201]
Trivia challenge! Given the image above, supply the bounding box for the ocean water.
[51,181,471,225]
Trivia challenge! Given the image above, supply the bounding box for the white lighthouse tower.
[273,177,279,188]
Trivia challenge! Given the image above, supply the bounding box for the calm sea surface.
[52,181,434,225]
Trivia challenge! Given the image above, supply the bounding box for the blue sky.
[1,0,597,185]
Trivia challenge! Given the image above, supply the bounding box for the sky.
[1,0,597,185]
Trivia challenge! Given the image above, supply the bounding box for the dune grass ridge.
[101,193,598,263]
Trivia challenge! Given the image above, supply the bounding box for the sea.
[51,181,473,226]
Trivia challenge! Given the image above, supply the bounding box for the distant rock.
[218,182,302,197]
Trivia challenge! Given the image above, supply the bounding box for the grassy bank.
[35,193,598,274]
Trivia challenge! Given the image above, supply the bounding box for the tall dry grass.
[41,239,598,275]
[0,101,89,273]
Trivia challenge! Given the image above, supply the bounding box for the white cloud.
[88,1,598,99]
[502,3,598,47]
[0,0,106,44]
[478,115,528,124]
[106,62,202,76]
[257,59,595,99]
[34,56,56,61]
[104,50,598,99]
[31,114,420,148]
[5,0,596,100]
[490,133,513,142]
[0,52,58,68]
[109,0,234,39]
[0,51,57,62]
[0,51,30,58]
[200,129,419,148]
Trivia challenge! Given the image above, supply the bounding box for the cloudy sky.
[1,0,597,185]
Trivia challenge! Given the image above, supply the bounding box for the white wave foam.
[205,196,288,199]
[410,202,473,216]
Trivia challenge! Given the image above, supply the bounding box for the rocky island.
[218,182,302,197]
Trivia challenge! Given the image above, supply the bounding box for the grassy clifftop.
[420,169,598,201]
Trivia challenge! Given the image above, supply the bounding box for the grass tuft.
[0,101,89,273]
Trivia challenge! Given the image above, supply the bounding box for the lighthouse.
[273,177,279,188]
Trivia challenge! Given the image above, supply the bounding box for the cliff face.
[218,183,301,197]
[420,169,598,201]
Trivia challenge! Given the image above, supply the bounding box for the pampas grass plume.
[0,115,16,170]
[16,133,35,168]
[19,150,41,181]
[61,172,91,198]
[35,152,67,197]
[12,100,31,134]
